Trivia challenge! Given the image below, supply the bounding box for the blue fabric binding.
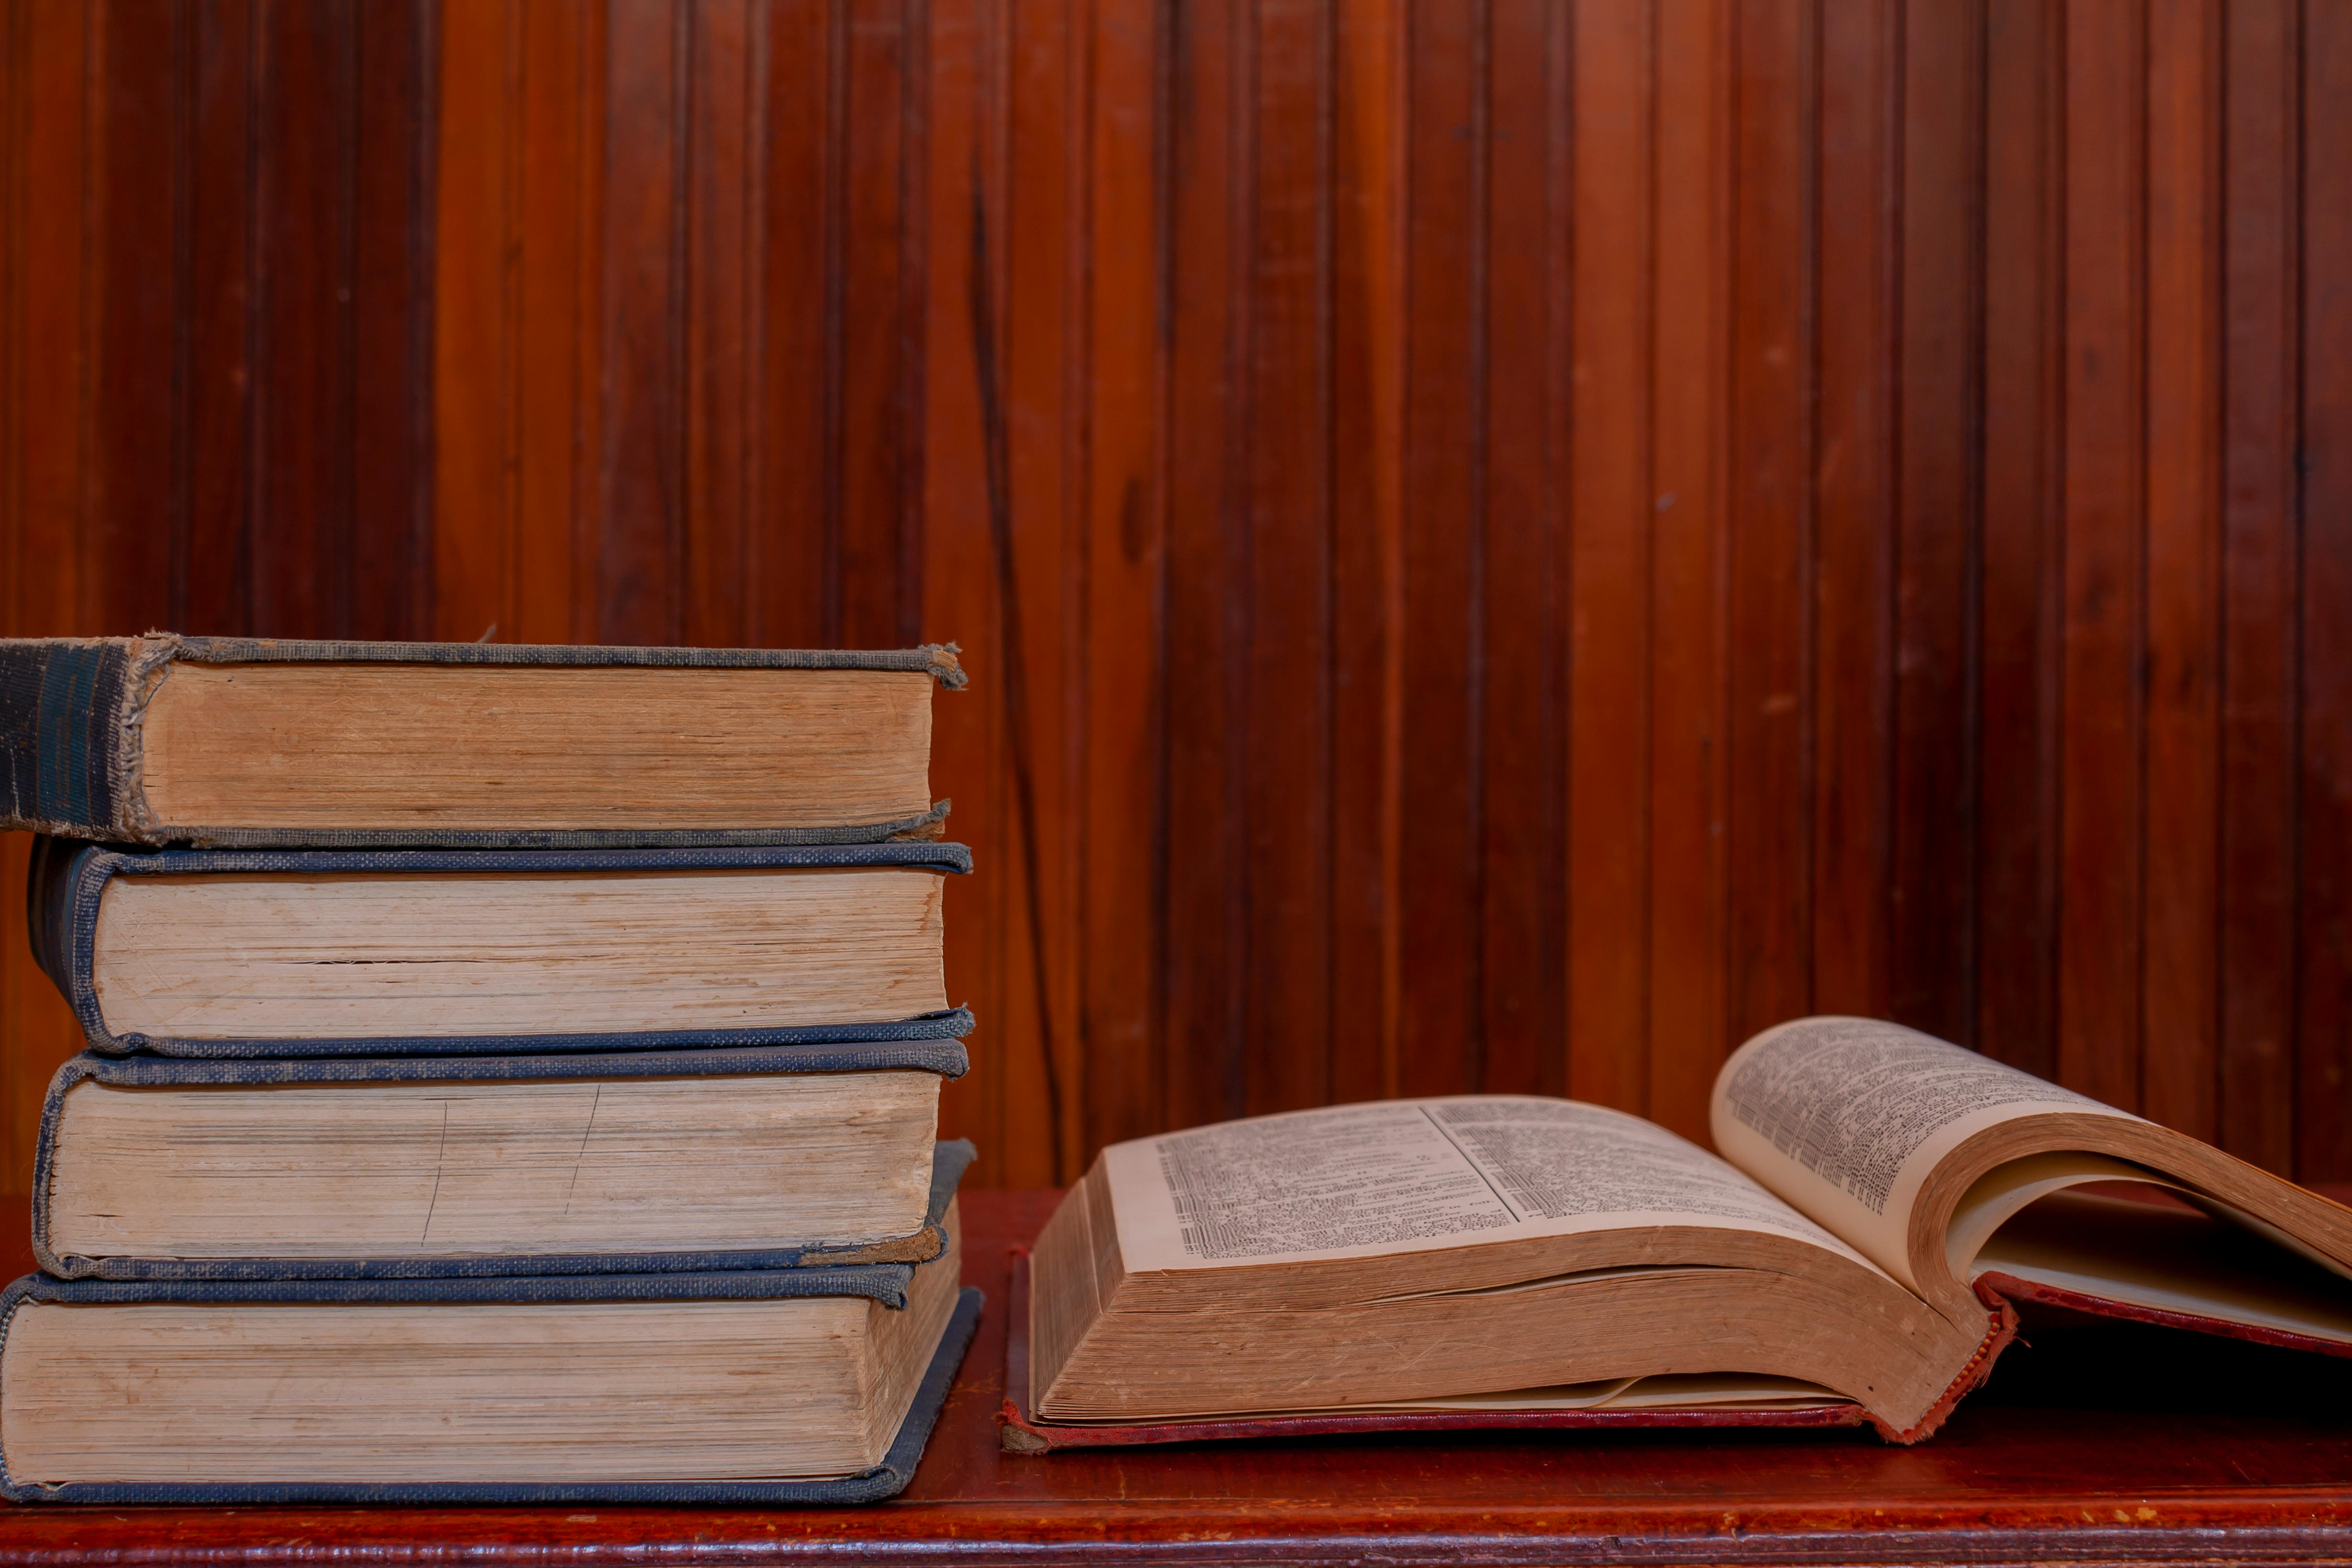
[33,839,973,1057]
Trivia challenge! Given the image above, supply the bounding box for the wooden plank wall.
[1,0,2346,1192]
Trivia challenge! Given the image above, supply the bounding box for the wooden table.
[5,1188,2352,1564]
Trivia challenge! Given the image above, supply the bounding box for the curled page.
[1710,1016,2140,1292]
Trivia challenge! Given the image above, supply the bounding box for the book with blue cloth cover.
[34,1033,975,1278]
[0,633,964,848]
[31,836,972,1057]
[0,1213,983,1502]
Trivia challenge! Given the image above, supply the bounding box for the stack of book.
[0,634,982,1504]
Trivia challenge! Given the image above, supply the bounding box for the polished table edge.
[4,1498,2352,1566]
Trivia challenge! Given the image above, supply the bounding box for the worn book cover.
[0,633,964,848]
[34,837,972,1057]
[35,1028,973,1278]
[0,1270,983,1504]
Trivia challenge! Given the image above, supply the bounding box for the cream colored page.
[1709,1016,2141,1290]
[1103,1096,1873,1274]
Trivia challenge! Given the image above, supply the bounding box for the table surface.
[6,1188,2352,1565]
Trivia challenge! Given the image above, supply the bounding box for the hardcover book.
[34,1034,975,1278]
[0,1203,981,1503]
[1016,1016,2352,1448]
[33,837,970,1057]
[0,633,963,849]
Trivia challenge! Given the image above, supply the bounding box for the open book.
[1019,1017,2352,1445]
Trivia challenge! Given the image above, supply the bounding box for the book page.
[1709,1016,2140,1290]
[1103,1096,1874,1274]
[1973,1187,2352,1345]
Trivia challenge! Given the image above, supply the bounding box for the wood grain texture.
[1078,0,1171,1158]
[1395,0,1480,1104]
[1643,0,1731,1145]
[2,1,2348,1184]
[1975,0,2065,1085]
[2303,0,2352,1181]
[2057,0,2148,1116]
[1564,0,1643,1114]
[1483,0,1563,1107]
[1328,0,1405,1112]
[2140,0,2221,1145]
[2218,0,2299,1176]
[1892,0,1984,1052]
[1809,0,1896,1025]
[1724,0,1815,1050]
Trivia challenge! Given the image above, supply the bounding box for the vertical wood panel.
[0,0,24,644]
[1242,0,1335,1114]
[837,0,920,647]
[1395,0,1481,1100]
[2139,0,2220,1141]
[1327,0,1405,1110]
[4,0,2346,1185]
[7,0,95,633]
[683,0,754,649]
[1810,0,1896,1020]
[753,0,833,649]
[1724,0,1815,1045]
[596,0,683,644]
[350,0,434,641]
[1160,0,1252,1130]
[1481,0,1563,1103]
[1890,0,1982,1047]
[1078,0,1168,1158]
[186,0,257,633]
[2058,0,2147,1112]
[428,0,513,644]
[1564,0,1649,1113]
[996,0,1083,1179]
[522,0,599,645]
[1976,0,2062,1078]
[2300,0,2352,1181]
[92,2,180,633]
[2217,0,2299,1173]
[250,0,352,638]
[1643,0,1731,1143]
